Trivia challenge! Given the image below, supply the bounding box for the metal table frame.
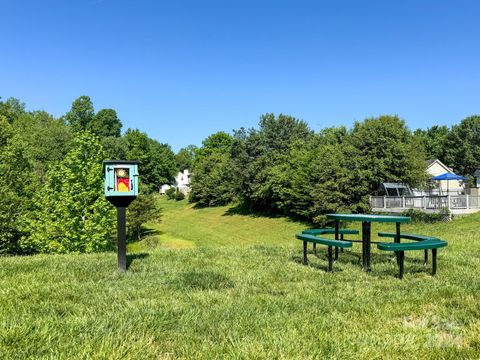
[326,214,411,271]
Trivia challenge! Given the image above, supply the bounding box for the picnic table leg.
[365,221,371,271]
[328,246,333,271]
[313,243,317,256]
[432,249,437,275]
[424,250,428,266]
[395,222,401,243]
[303,241,308,265]
[340,233,344,253]
[362,221,371,271]
[361,221,366,270]
[334,220,339,260]
[398,251,405,279]
[395,222,401,265]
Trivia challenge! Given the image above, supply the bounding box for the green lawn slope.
[1,197,479,359]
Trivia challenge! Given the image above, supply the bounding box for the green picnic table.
[326,213,411,271]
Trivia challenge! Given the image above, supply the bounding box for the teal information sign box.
[103,160,139,207]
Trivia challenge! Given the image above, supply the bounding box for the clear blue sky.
[1,0,479,151]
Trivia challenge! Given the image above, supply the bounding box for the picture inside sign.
[115,168,130,192]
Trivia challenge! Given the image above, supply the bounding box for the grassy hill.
[1,197,479,359]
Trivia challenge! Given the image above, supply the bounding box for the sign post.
[103,160,139,272]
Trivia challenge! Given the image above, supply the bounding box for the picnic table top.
[326,213,411,223]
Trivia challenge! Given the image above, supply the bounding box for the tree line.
[3,94,479,254]
[189,113,480,224]
[0,96,177,255]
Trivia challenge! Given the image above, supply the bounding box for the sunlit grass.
[1,197,479,358]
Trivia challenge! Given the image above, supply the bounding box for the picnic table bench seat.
[296,233,352,272]
[378,231,439,265]
[377,232,438,242]
[376,232,448,279]
[302,229,359,236]
[302,228,359,257]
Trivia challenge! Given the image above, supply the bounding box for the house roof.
[426,159,453,173]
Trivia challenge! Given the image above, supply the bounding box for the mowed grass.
[1,198,480,359]
[129,198,308,250]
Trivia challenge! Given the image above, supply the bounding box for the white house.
[159,184,172,195]
[175,169,192,195]
[426,159,464,194]
[160,169,192,195]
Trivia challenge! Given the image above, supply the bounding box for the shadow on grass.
[371,255,435,278]
[126,253,150,269]
[127,226,163,248]
[140,227,161,237]
[291,248,433,277]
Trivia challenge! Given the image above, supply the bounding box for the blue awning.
[431,173,467,181]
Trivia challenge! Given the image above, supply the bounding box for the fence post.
[447,194,451,209]
[466,194,470,209]
[383,196,387,209]
[402,196,405,208]
[423,195,427,209]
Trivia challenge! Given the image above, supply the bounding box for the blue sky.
[1,0,479,151]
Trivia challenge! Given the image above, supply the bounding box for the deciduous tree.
[175,145,198,171]
[443,115,480,178]
[90,108,122,138]
[0,116,32,253]
[64,95,95,131]
[22,132,115,253]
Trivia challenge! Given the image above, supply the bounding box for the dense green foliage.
[190,132,239,207]
[192,114,428,223]
[22,133,115,253]
[127,194,161,241]
[165,187,177,200]
[1,197,479,358]
[175,144,198,171]
[443,115,480,180]
[414,116,480,181]
[0,116,31,253]
[231,114,313,212]
[0,96,175,254]
[124,129,177,193]
[401,208,451,223]
[414,125,449,163]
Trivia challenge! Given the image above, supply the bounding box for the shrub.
[165,187,176,200]
[127,193,161,241]
[401,208,450,223]
[175,191,185,201]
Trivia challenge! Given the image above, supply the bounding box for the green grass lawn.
[1,197,480,359]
